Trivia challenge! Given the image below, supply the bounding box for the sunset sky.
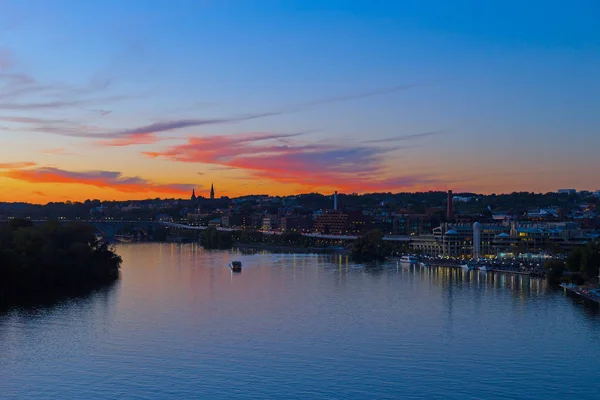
[1,0,599,203]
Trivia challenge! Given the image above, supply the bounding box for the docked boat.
[418,262,429,268]
[229,261,242,272]
[478,264,492,272]
[399,255,418,265]
[460,262,476,270]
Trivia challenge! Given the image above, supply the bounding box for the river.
[2,243,599,399]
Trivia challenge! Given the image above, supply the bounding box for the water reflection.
[405,264,548,300]
[0,279,120,315]
[2,244,599,400]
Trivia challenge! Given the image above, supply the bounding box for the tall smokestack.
[334,191,338,211]
[447,190,453,220]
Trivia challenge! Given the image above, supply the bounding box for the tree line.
[545,240,600,284]
[0,219,121,306]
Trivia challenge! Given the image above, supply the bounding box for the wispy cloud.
[116,112,286,136]
[4,84,415,148]
[0,115,66,124]
[0,49,13,70]
[113,85,414,138]
[0,161,36,169]
[0,100,84,110]
[361,131,444,143]
[0,53,130,112]
[40,148,75,156]
[90,109,111,116]
[96,132,160,147]
[4,167,195,195]
[0,94,133,111]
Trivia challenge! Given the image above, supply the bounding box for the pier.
[561,284,600,305]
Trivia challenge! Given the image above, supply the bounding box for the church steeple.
[210,183,215,200]
[191,188,196,201]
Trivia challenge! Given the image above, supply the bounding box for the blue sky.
[0,0,599,201]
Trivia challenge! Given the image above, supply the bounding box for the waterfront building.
[262,215,279,231]
[222,215,230,227]
[313,211,373,235]
[410,220,597,258]
[280,216,313,232]
[392,213,441,235]
[208,217,222,227]
[155,214,173,223]
[410,223,508,258]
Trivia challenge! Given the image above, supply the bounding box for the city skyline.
[1,1,599,203]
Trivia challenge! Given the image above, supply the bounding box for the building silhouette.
[191,189,196,201]
[210,183,215,200]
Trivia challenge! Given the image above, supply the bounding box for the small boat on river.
[478,264,493,272]
[399,255,418,266]
[460,262,476,270]
[229,261,242,272]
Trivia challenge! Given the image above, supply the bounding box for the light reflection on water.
[1,243,599,400]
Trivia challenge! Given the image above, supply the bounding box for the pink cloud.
[144,133,439,192]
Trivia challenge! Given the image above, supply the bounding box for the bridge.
[0,219,411,242]
[0,219,158,240]
[161,222,411,241]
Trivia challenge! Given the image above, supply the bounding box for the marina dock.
[561,284,600,305]
[416,261,546,277]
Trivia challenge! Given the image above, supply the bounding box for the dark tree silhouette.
[0,220,121,306]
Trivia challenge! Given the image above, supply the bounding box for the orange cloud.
[0,161,36,169]
[4,167,195,195]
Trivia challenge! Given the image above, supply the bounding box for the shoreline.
[560,284,600,305]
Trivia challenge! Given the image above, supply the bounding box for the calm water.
[2,243,599,400]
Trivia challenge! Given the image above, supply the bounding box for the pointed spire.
[210,183,215,199]
[191,188,196,200]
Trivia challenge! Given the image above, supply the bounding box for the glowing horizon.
[1,1,599,203]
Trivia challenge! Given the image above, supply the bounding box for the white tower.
[334,191,338,211]
[473,222,481,260]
